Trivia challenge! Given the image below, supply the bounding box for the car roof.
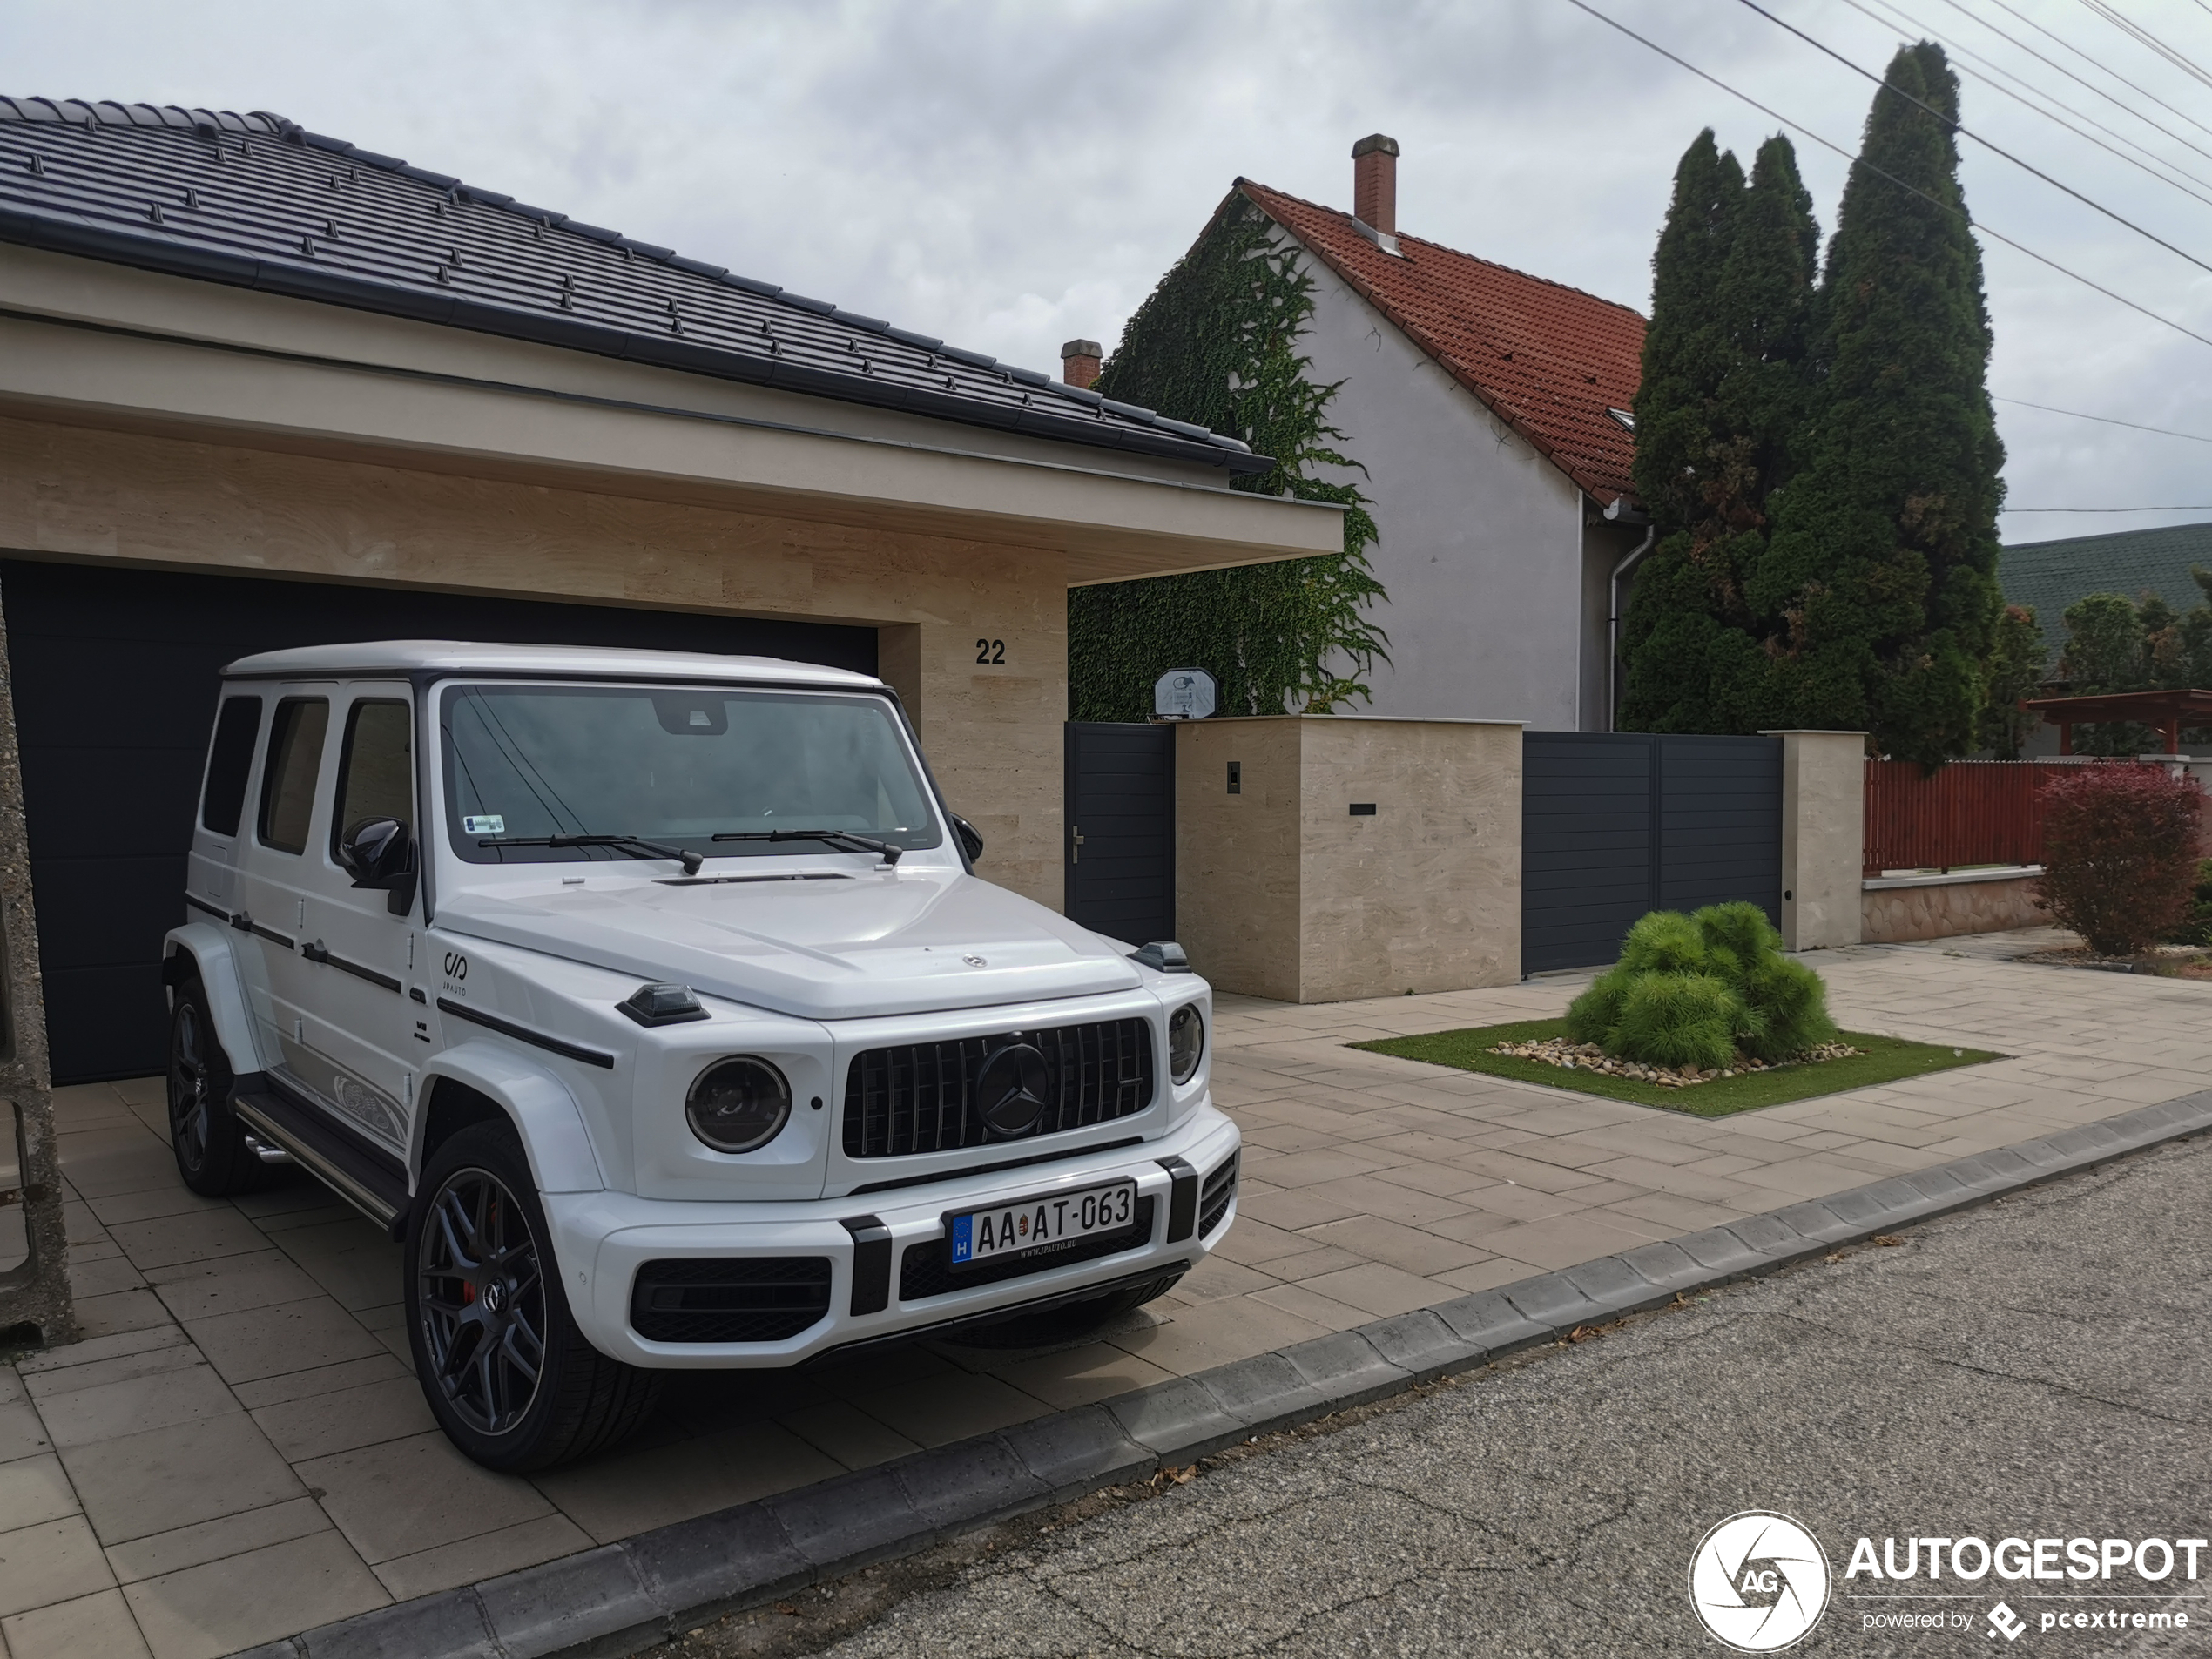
[220,640,889,690]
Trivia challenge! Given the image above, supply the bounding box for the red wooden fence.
[1862,759,2068,876]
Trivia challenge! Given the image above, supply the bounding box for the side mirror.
[339,818,416,914]
[950,814,984,864]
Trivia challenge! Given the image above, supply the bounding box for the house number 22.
[975,638,1006,664]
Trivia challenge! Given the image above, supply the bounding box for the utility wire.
[2006,504,2212,512]
[1974,0,2212,149]
[1737,0,2212,283]
[2078,0,2212,96]
[1844,0,2212,208]
[1556,0,2212,353]
[1994,395,2212,445]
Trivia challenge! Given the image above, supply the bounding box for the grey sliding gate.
[1521,732,1783,974]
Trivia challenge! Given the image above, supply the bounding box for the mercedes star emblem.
[974,1041,1050,1136]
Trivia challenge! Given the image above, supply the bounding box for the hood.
[434,867,1144,1021]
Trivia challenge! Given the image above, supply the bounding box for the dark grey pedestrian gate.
[1521,732,1783,974]
[1063,722,1175,946]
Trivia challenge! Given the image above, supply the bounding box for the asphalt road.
[685,1133,2212,1658]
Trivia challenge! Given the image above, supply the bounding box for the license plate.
[948,1178,1138,1267]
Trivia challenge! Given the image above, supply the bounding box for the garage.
[0,558,876,1082]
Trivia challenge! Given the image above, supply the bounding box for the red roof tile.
[1238,179,1646,507]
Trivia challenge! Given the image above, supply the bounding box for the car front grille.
[1198,1152,1238,1239]
[843,1017,1155,1159]
[629,1257,833,1344]
[898,1196,1157,1301]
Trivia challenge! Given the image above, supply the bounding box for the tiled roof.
[2001,520,2212,671]
[1236,179,1645,506]
[0,98,1263,475]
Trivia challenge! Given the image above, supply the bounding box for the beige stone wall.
[1176,716,1522,1002]
[0,417,1069,907]
[1862,873,2047,944]
[1173,719,1305,1001]
[1767,731,1866,950]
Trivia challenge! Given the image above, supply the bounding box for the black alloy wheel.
[404,1122,661,1471]
[415,1163,549,1437]
[165,978,266,1196]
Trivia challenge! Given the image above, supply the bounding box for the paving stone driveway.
[2,927,2204,1658]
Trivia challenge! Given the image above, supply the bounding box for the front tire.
[405,1122,660,1471]
[166,979,270,1196]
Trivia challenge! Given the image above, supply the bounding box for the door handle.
[1070,826,1084,865]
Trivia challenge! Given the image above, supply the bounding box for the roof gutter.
[1605,498,1656,732]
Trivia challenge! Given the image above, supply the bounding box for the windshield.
[439,682,942,866]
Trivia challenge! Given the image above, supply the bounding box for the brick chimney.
[1352,133,1399,236]
[1061,338,1102,390]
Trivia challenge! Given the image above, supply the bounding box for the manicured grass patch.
[1351,1019,2000,1116]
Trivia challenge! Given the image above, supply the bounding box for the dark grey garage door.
[0,559,877,1085]
[1063,722,1175,947]
[1522,732,1782,974]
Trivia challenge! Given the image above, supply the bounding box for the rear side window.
[258,698,330,855]
[333,699,414,850]
[199,696,263,837]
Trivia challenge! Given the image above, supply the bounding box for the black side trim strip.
[326,952,402,993]
[184,894,227,921]
[846,1135,1146,1197]
[250,922,296,950]
[409,988,428,1004]
[435,997,616,1069]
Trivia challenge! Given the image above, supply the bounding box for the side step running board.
[233,1086,410,1232]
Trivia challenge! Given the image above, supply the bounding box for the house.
[1079,135,1650,731]
[2000,520,2212,672]
[0,96,1340,1082]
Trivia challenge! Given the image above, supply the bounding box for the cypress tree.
[1756,43,2005,765]
[1619,134,1818,732]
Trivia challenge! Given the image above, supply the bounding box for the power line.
[1975,0,2212,151]
[1844,0,2212,209]
[1555,0,2212,354]
[1737,0,2212,283]
[2077,0,2212,96]
[2006,504,2212,512]
[1994,395,2212,444]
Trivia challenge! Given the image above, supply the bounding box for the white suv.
[162,643,1238,1470]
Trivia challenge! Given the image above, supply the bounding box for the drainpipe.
[1605,496,1656,731]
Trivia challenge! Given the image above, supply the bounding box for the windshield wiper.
[479,833,704,875]
[711,829,903,865]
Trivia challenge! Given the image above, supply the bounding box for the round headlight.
[685,1057,792,1154]
[1168,1005,1204,1085]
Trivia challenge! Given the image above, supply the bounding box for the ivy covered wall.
[1069,194,1386,722]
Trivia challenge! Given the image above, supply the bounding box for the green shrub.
[1564,968,1631,1045]
[1611,974,1743,1071]
[1564,900,1838,1069]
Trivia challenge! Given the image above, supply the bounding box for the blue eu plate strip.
[949,1213,974,1264]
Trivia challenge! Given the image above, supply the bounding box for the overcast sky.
[10,0,2212,549]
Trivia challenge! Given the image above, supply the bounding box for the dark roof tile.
[0,96,1260,473]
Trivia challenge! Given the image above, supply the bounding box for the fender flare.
[415,1042,605,1196]
[162,923,265,1077]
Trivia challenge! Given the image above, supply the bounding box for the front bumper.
[546,1103,1240,1367]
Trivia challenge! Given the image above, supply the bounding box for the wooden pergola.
[2024,688,2212,754]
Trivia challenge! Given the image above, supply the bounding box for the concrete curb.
[239,1090,2212,1659]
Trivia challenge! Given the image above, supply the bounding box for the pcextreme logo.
[1689,1512,1833,1651]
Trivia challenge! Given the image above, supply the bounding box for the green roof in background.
[2000,521,2212,671]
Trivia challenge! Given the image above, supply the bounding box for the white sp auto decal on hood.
[432,868,1143,1019]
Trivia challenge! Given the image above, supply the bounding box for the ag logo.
[1689,1512,1831,1651]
